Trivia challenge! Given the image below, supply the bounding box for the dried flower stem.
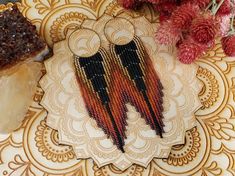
[231,15,235,31]
[206,1,213,11]
[231,0,235,31]
[212,0,225,14]
[227,0,235,35]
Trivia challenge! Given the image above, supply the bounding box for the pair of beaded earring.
[68,18,164,152]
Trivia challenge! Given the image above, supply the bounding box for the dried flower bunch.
[118,0,235,64]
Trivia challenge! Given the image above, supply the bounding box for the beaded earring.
[68,28,125,152]
[104,18,165,137]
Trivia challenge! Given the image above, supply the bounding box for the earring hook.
[68,28,101,58]
[104,17,135,45]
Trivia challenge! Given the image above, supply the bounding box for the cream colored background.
[0,1,235,175]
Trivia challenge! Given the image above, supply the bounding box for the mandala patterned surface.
[0,1,234,176]
[40,14,201,170]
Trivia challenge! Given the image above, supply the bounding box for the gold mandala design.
[50,12,88,43]
[104,1,125,17]
[197,67,219,110]
[137,4,160,23]
[0,1,234,175]
[163,127,201,166]
[35,0,61,14]
[150,121,211,176]
[35,119,75,162]
[104,2,159,24]
[93,163,145,176]
[0,2,21,12]
[33,84,45,103]
[22,106,86,175]
[0,87,86,175]
[40,13,201,170]
[205,117,235,141]
[201,41,226,62]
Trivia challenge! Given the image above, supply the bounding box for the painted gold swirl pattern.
[0,1,234,175]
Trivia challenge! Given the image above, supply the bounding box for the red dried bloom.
[190,14,218,44]
[196,0,211,8]
[155,21,180,45]
[154,0,178,23]
[118,0,142,9]
[222,35,235,56]
[178,40,206,64]
[181,0,210,8]
[159,13,171,23]
[171,3,199,30]
[118,0,134,9]
[154,0,177,13]
[193,0,210,8]
[217,0,232,16]
[147,0,174,3]
[217,15,231,37]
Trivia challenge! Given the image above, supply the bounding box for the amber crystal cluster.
[0,5,46,70]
